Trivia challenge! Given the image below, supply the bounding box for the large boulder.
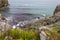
[0,0,8,8]
[54,5,60,15]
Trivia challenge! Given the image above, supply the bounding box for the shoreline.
[19,5,60,29]
[0,4,60,40]
[0,5,60,30]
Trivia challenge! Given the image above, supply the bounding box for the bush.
[20,30,40,40]
[20,30,35,40]
[7,29,21,39]
[6,29,40,40]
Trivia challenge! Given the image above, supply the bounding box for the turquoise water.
[1,0,60,17]
[0,0,60,25]
[8,0,60,16]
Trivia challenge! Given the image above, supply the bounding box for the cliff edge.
[54,5,60,15]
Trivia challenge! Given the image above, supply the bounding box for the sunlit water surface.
[0,0,60,25]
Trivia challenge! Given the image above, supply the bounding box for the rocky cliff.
[54,5,60,15]
[0,0,8,8]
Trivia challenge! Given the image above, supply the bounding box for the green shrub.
[20,30,35,40]
[5,29,40,40]
[20,30,40,40]
[7,29,21,39]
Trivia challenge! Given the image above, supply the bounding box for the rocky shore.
[22,5,60,28]
[0,4,60,40]
[0,4,60,31]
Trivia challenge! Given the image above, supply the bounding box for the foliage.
[0,31,5,40]
[45,24,60,40]
[0,28,40,40]
[7,29,21,39]
[20,30,40,40]
[52,24,60,33]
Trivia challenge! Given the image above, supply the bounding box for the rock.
[0,14,12,31]
[54,5,60,15]
[0,14,6,21]
[0,21,12,31]
[23,16,60,29]
[0,0,8,8]
[40,31,47,40]
[3,0,8,7]
[0,14,6,20]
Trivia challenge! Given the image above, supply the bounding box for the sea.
[0,0,60,25]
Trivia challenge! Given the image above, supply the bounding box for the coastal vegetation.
[44,23,60,40]
[0,23,60,40]
[0,28,40,40]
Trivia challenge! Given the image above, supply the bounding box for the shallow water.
[0,0,60,25]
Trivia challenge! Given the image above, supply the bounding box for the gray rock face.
[54,5,60,15]
[0,21,11,31]
[0,14,11,31]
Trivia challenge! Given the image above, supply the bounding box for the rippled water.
[0,0,60,25]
